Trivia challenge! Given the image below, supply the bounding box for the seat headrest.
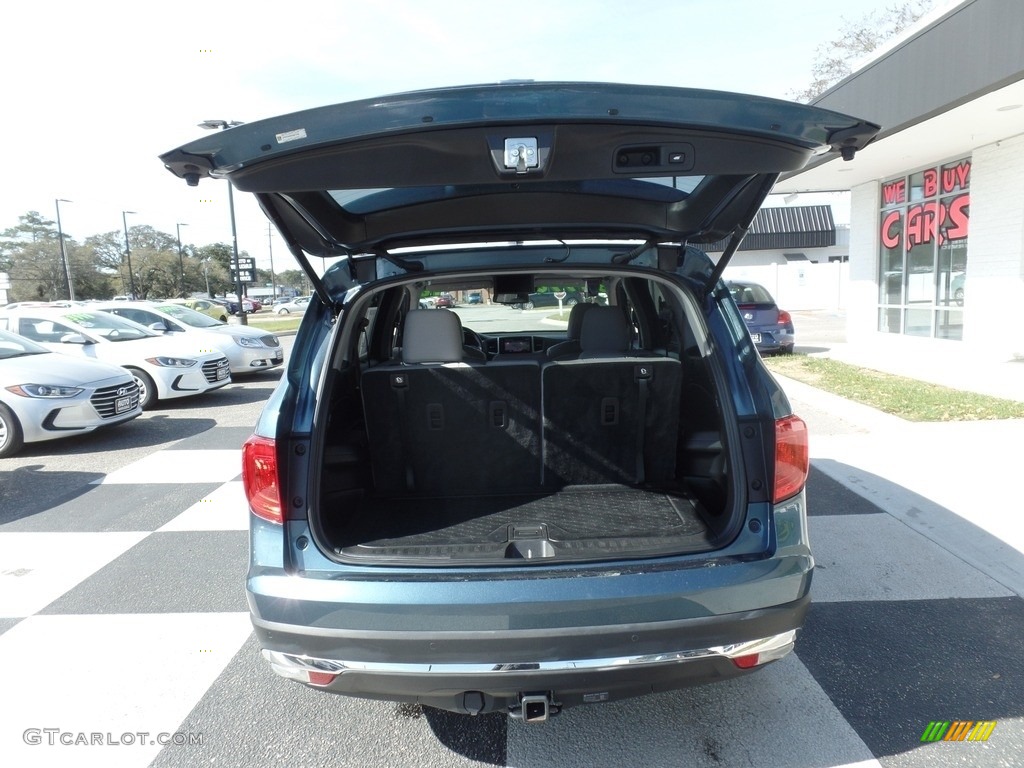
[565,301,597,341]
[578,307,630,354]
[402,309,465,363]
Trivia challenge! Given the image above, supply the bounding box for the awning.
[703,204,835,252]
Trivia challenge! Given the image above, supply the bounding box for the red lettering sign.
[905,201,940,251]
[882,179,906,205]
[923,168,938,197]
[880,210,902,249]
[899,193,970,250]
[945,194,969,241]
[942,160,971,194]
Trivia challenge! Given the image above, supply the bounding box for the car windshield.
[155,304,225,328]
[61,311,155,341]
[0,329,50,358]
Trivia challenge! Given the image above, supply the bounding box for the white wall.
[963,133,1024,358]
[847,181,882,343]
[722,261,849,311]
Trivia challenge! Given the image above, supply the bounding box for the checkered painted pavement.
[1,421,1022,768]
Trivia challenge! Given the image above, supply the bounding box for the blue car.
[726,281,795,355]
[161,82,878,719]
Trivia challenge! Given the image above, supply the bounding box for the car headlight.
[145,356,198,368]
[5,384,85,398]
[233,335,262,348]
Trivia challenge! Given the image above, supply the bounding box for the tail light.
[242,434,283,524]
[777,309,792,326]
[774,415,809,503]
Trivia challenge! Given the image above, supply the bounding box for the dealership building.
[772,0,1024,360]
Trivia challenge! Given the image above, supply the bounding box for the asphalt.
[776,317,1024,599]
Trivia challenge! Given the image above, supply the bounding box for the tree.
[790,1,934,103]
[1,212,70,302]
[275,269,309,295]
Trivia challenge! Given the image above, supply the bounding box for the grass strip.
[764,354,1024,422]
[244,315,303,333]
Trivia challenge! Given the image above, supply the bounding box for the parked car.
[0,308,231,409]
[725,281,795,355]
[92,301,284,375]
[0,328,142,458]
[181,298,229,322]
[161,82,877,719]
[224,297,256,315]
[515,290,585,310]
[274,296,311,314]
[434,293,456,308]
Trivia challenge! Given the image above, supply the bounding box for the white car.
[274,296,311,314]
[0,309,231,409]
[93,301,284,376]
[0,328,142,457]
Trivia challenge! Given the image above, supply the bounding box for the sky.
[0,0,934,274]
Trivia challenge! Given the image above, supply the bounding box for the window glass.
[877,158,969,339]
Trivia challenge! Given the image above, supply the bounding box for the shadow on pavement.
[800,458,1024,763]
[422,706,506,766]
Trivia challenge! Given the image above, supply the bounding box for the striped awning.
[703,204,835,252]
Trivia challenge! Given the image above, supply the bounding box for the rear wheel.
[128,368,157,410]
[0,403,25,458]
[523,301,535,310]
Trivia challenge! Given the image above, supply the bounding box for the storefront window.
[877,158,970,340]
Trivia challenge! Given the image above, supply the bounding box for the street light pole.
[122,210,137,299]
[176,222,188,298]
[55,199,73,301]
[198,119,247,326]
[267,223,276,301]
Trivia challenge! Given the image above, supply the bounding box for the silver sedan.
[0,328,142,457]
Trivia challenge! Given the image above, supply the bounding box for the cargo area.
[309,271,739,567]
[320,484,714,564]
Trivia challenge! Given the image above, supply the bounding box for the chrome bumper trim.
[263,629,796,679]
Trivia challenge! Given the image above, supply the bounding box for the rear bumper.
[251,592,810,714]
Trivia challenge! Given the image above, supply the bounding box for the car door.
[13,317,99,360]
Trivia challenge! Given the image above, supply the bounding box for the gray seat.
[401,309,485,363]
[546,302,598,359]
[541,307,681,486]
[362,310,542,495]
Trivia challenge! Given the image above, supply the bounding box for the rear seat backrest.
[541,307,681,486]
[362,310,542,495]
[541,357,681,486]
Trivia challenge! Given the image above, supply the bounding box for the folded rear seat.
[541,307,682,487]
[362,310,542,495]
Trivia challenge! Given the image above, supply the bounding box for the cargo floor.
[324,484,714,564]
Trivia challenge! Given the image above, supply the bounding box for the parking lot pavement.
[1,356,1022,766]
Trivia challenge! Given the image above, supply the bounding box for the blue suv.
[162,82,878,721]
